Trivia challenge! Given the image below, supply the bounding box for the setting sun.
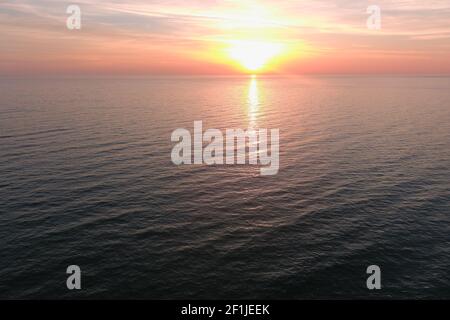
[227,41,285,72]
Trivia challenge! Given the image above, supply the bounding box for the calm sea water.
[0,76,449,299]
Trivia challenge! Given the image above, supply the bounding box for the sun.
[227,40,284,72]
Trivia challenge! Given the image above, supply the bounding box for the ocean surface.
[0,76,449,299]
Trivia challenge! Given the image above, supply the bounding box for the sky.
[1,0,450,75]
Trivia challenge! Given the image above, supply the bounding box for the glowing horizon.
[1,0,450,76]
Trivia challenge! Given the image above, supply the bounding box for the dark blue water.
[0,76,449,299]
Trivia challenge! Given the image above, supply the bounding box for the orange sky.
[1,0,450,75]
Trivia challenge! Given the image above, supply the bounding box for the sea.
[0,75,449,299]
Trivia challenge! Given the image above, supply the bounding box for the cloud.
[1,0,450,74]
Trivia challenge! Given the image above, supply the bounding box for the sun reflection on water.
[248,75,259,127]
